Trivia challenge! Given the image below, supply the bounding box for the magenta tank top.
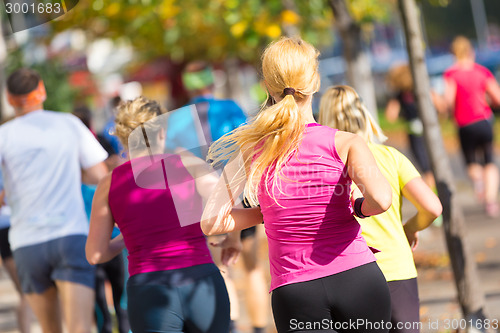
[258,124,376,291]
[109,154,213,277]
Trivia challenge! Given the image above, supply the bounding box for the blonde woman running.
[86,97,238,333]
[319,85,442,333]
[201,37,392,333]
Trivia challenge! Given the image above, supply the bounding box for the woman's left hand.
[405,229,419,251]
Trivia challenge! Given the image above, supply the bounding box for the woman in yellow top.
[319,85,443,333]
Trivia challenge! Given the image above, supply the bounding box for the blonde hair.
[387,64,413,92]
[114,96,165,151]
[451,36,473,61]
[318,85,387,144]
[208,37,320,205]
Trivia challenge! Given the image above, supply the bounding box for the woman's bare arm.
[402,177,442,249]
[443,78,457,112]
[86,173,125,265]
[82,161,108,185]
[336,132,392,216]
[485,78,500,107]
[178,151,247,266]
[385,98,401,123]
[430,90,447,114]
[201,151,263,236]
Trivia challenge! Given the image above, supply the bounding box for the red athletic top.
[444,63,495,127]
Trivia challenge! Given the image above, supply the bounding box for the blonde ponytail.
[208,37,320,206]
[318,85,387,144]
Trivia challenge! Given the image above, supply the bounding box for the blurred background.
[1,0,500,129]
[1,1,500,332]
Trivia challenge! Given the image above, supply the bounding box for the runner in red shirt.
[443,36,500,217]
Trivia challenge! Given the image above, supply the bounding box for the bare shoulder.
[334,131,364,162]
[334,130,361,145]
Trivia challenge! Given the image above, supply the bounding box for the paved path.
[416,184,500,333]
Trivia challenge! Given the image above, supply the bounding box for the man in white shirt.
[1,68,108,333]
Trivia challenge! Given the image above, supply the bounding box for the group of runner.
[386,36,500,217]
[0,35,498,333]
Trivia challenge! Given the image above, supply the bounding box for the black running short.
[458,118,494,165]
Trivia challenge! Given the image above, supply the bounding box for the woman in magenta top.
[443,36,500,217]
[86,97,239,333]
[201,37,393,333]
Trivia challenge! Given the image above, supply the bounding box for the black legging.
[388,278,419,333]
[271,262,391,333]
[95,253,130,333]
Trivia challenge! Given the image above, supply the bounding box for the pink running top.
[258,123,376,291]
[109,154,213,277]
[444,63,495,127]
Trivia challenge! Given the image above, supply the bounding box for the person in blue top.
[166,61,270,333]
[101,96,125,159]
[166,61,247,157]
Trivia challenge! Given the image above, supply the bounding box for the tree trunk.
[398,0,491,331]
[328,0,378,121]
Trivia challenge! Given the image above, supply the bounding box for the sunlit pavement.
[415,182,500,333]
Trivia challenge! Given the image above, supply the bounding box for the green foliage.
[51,0,335,63]
[6,49,78,113]
[425,0,451,7]
[32,62,78,113]
[349,0,395,24]
[47,0,405,64]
